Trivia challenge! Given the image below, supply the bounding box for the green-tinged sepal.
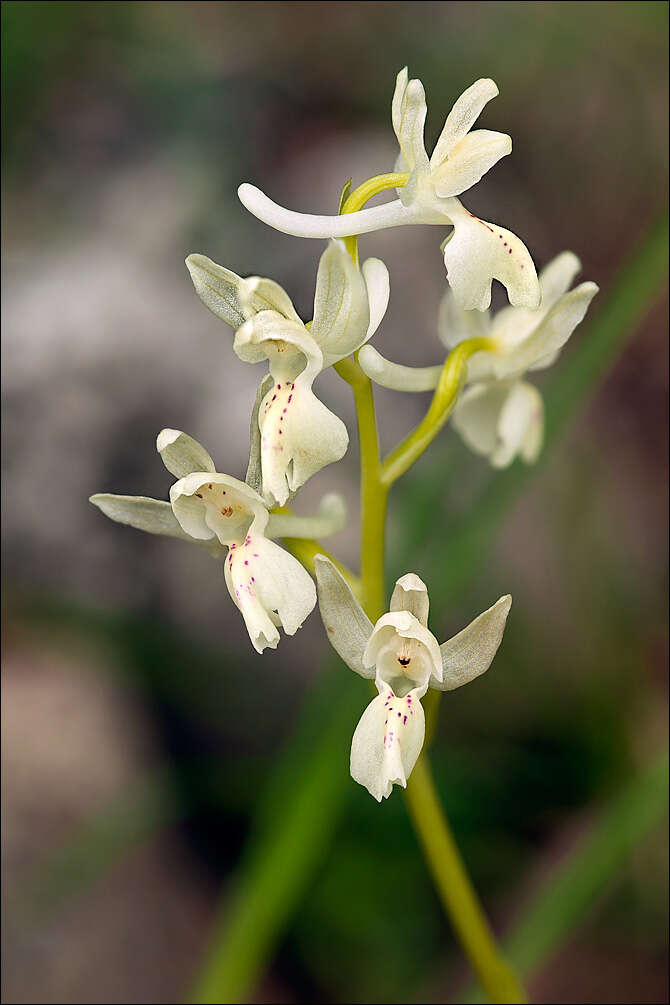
[314,555,374,678]
[89,493,224,558]
[437,594,512,690]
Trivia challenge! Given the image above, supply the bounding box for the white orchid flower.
[186,240,389,505]
[90,430,347,654]
[238,69,540,311]
[360,251,599,468]
[315,556,511,801]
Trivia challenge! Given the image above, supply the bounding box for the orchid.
[315,556,511,800]
[87,61,610,1003]
[90,429,346,653]
[186,240,389,505]
[237,69,540,311]
[359,251,599,467]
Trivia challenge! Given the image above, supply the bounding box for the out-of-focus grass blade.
[188,214,668,1002]
[459,750,669,1003]
[189,667,365,1005]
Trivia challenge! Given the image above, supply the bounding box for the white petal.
[489,251,585,356]
[258,374,348,506]
[432,130,511,198]
[350,685,425,801]
[430,78,500,168]
[225,533,316,653]
[538,251,583,309]
[234,311,322,380]
[156,429,216,479]
[452,382,511,456]
[490,381,543,468]
[443,203,540,311]
[364,610,442,693]
[315,555,374,678]
[266,493,347,540]
[391,68,429,177]
[523,282,599,374]
[309,241,370,367]
[438,286,492,350]
[358,345,443,392]
[389,573,430,627]
[170,472,266,544]
[362,257,390,341]
[185,254,245,329]
[238,275,302,322]
[436,595,511,691]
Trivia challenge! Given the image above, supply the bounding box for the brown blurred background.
[2,3,668,1003]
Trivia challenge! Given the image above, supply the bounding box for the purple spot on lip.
[403,715,407,724]
[288,394,293,402]
[244,560,249,565]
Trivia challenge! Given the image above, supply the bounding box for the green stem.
[335,355,387,619]
[382,337,494,486]
[406,759,528,1004]
[340,172,410,264]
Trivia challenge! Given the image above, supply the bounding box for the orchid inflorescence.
[91,68,597,802]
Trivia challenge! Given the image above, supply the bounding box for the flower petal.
[238,275,302,322]
[452,382,512,456]
[443,203,540,311]
[185,254,246,329]
[315,555,374,678]
[156,429,216,479]
[350,685,425,801]
[258,375,348,506]
[309,241,371,367]
[491,381,543,468]
[452,380,544,468]
[362,257,390,341]
[389,573,430,627]
[364,610,442,693]
[523,282,599,374]
[432,129,511,199]
[170,472,266,544]
[430,78,500,168]
[436,594,511,690]
[438,287,492,350]
[225,533,316,653]
[234,311,322,379]
[391,68,429,177]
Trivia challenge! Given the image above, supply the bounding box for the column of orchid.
[92,66,597,803]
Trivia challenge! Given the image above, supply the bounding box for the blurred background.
[2,2,668,1003]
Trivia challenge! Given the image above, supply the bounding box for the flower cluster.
[91,68,597,798]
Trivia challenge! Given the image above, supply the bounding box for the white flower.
[359,251,598,468]
[186,240,389,505]
[237,69,540,311]
[444,252,599,466]
[315,557,511,801]
[90,429,353,654]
